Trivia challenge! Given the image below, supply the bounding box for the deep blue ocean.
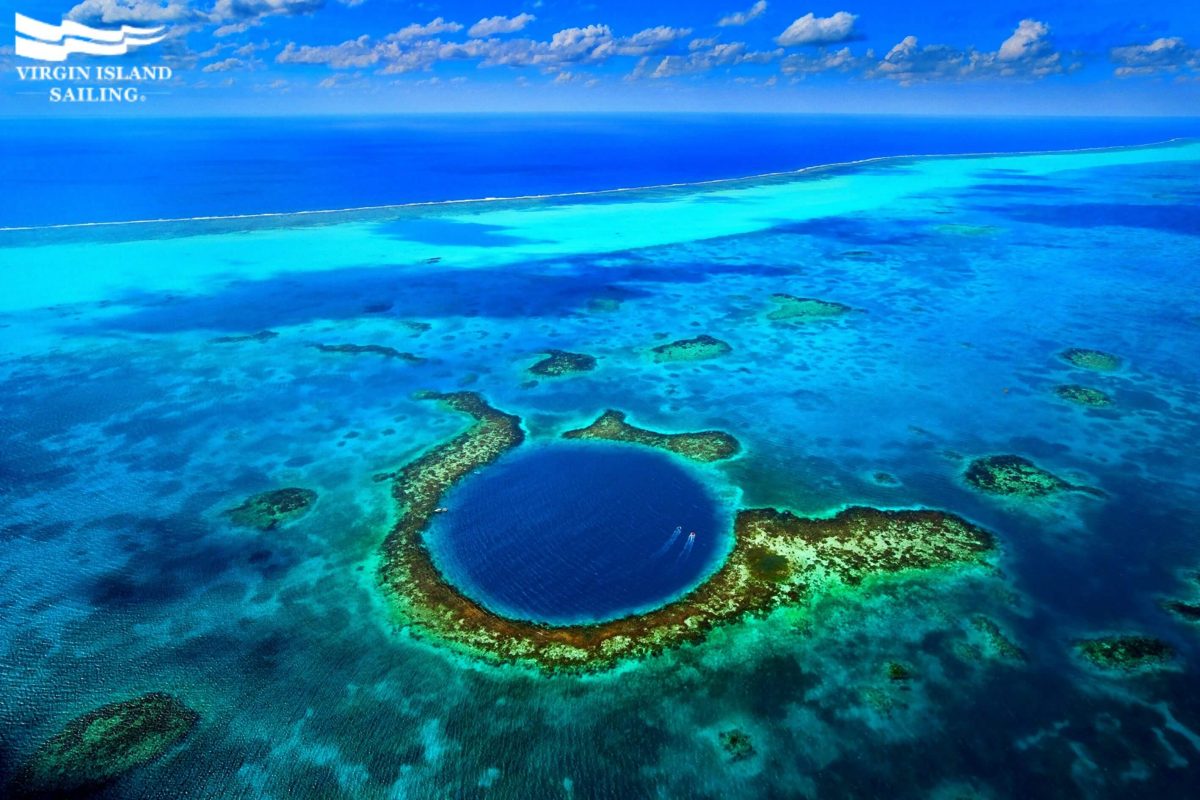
[2,116,1200,798]
[4,114,1200,227]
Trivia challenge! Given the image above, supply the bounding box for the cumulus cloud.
[780,45,865,77]
[718,1,767,28]
[68,0,196,24]
[1110,37,1199,77]
[392,17,463,41]
[468,13,535,38]
[776,11,857,46]
[202,56,245,72]
[871,19,1064,85]
[631,38,779,79]
[277,22,692,76]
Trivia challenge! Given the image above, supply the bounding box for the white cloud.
[391,17,463,41]
[718,1,767,28]
[998,19,1049,61]
[780,46,864,76]
[68,0,195,24]
[776,11,857,47]
[203,56,245,72]
[1110,37,1199,77]
[468,13,535,38]
[871,19,1064,84]
[631,39,779,79]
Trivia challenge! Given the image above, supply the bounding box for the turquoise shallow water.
[1,141,1200,797]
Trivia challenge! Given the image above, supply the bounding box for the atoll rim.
[379,392,997,670]
[562,409,740,462]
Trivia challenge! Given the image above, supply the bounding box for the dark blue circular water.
[425,442,729,626]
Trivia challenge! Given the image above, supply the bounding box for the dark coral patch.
[528,349,597,377]
[312,343,423,362]
[562,410,739,463]
[1053,384,1112,407]
[1164,600,1200,623]
[964,455,1087,498]
[766,294,856,322]
[12,692,197,797]
[1060,348,1122,372]
[1074,635,1174,672]
[380,398,995,671]
[209,330,277,344]
[650,334,732,363]
[719,729,755,762]
[227,487,317,531]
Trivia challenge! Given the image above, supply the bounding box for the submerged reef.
[718,729,756,762]
[1164,600,1200,623]
[380,398,995,671]
[971,616,1027,662]
[528,349,597,377]
[1053,384,1113,407]
[11,693,198,797]
[1060,348,1122,372]
[562,410,740,463]
[312,343,423,362]
[964,455,1096,499]
[1074,635,1175,672]
[227,487,317,530]
[765,294,857,322]
[209,330,277,344]
[650,334,732,362]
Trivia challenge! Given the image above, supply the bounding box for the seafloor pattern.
[2,142,1200,798]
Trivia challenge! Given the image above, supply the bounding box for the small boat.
[434,507,448,513]
[688,531,696,541]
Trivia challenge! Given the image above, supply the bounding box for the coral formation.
[562,410,740,463]
[380,398,995,671]
[650,334,732,362]
[312,343,423,362]
[964,455,1093,498]
[765,294,856,322]
[971,616,1027,662]
[528,349,597,377]
[227,488,317,530]
[1053,384,1112,407]
[1163,600,1200,623]
[1060,348,1122,372]
[12,693,197,797]
[1074,635,1174,672]
[718,729,755,761]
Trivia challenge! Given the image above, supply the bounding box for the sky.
[4,1,1200,115]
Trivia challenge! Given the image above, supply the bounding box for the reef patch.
[312,343,423,362]
[227,487,317,530]
[964,455,1097,499]
[1053,384,1113,407]
[11,692,198,797]
[1074,635,1175,672]
[650,334,732,362]
[765,294,857,322]
[1060,348,1122,372]
[562,410,740,463]
[380,397,995,671]
[528,349,597,377]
